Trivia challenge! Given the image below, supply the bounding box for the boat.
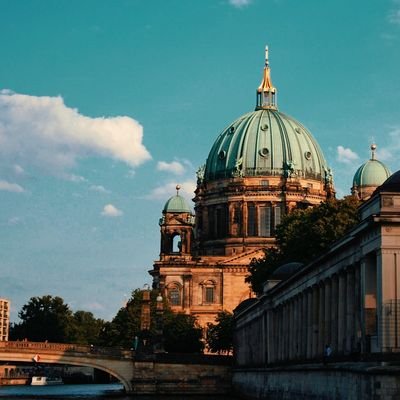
[31,376,63,385]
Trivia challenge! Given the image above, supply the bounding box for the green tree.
[163,312,204,353]
[206,311,234,354]
[69,311,105,345]
[98,288,145,348]
[99,288,204,353]
[247,196,360,294]
[10,295,74,342]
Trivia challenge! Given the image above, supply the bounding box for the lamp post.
[154,293,165,353]
[139,285,151,354]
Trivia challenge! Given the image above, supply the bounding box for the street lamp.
[154,293,164,353]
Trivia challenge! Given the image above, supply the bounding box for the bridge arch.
[0,342,134,393]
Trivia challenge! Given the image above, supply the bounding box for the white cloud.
[336,146,359,164]
[101,204,123,217]
[229,0,252,8]
[90,185,110,194]
[378,127,400,164]
[389,6,400,24]
[157,160,185,175]
[146,180,196,202]
[0,180,25,192]
[8,216,22,225]
[13,164,24,175]
[0,90,151,176]
[64,174,87,183]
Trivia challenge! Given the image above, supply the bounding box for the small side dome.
[163,185,191,213]
[375,169,400,193]
[271,262,304,280]
[352,144,391,201]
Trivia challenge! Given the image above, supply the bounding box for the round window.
[261,124,268,131]
[259,147,269,157]
[218,150,226,160]
[305,151,312,160]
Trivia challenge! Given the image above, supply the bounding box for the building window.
[274,205,282,229]
[216,205,228,239]
[205,287,214,303]
[167,285,181,306]
[259,205,271,237]
[201,280,216,304]
[247,204,256,236]
[172,234,181,253]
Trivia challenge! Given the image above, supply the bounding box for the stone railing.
[0,341,133,359]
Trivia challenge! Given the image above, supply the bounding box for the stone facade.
[0,299,9,341]
[233,173,400,399]
[149,48,333,329]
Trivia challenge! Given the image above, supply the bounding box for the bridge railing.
[0,341,133,359]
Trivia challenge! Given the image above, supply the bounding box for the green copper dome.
[204,108,330,183]
[353,145,391,188]
[204,47,330,184]
[163,188,191,213]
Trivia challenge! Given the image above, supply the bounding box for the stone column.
[307,289,313,359]
[324,278,332,349]
[338,272,347,354]
[312,286,319,358]
[302,292,307,359]
[331,275,339,354]
[294,296,299,359]
[318,284,325,356]
[346,268,355,353]
[183,275,191,311]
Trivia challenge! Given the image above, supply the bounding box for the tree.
[69,311,105,345]
[99,288,204,353]
[98,288,146,348]
[10,295,74,342]
[247,196,360,294]
[163,312,204,353]
[206,311,234,354]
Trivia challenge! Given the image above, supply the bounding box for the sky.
[1,0,400,323]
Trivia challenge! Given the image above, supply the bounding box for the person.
[323,344,332,364]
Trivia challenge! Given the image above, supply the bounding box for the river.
[0,383,235,399]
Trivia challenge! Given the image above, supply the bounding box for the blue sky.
[1,0,400,322]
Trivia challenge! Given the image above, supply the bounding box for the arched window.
[167,283,182,306]
[172,234,181,253]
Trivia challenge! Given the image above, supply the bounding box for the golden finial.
[256,45,277,110]
[370,144,377,160]
[176,184,181,195]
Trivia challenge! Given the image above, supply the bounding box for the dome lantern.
[256,46,277,110]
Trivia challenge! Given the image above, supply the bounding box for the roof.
[204,109,330,183]
[375,169,400,193]
[163,194,191,213]
[353,159,391,188]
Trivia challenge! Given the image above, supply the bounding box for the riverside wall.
[132,353,232,395]
[233,363,400,400]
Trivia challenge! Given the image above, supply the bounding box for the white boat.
[31,376,63,385]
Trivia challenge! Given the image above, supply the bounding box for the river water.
[0,383,235,400]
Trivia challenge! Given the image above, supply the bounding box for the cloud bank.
[0,90,151,176]
[0,180,25,193]
[157,160,185,175]
[336,146,359,164]
[229,0,252,8]
[101,204,123,217]
[146,180,196,202]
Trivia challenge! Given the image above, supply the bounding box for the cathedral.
[149,47,391,328]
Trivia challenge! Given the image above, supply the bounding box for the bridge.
[0,341,134,392]
[0,341,232,394]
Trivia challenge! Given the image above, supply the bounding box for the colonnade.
[267,264,364,363]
